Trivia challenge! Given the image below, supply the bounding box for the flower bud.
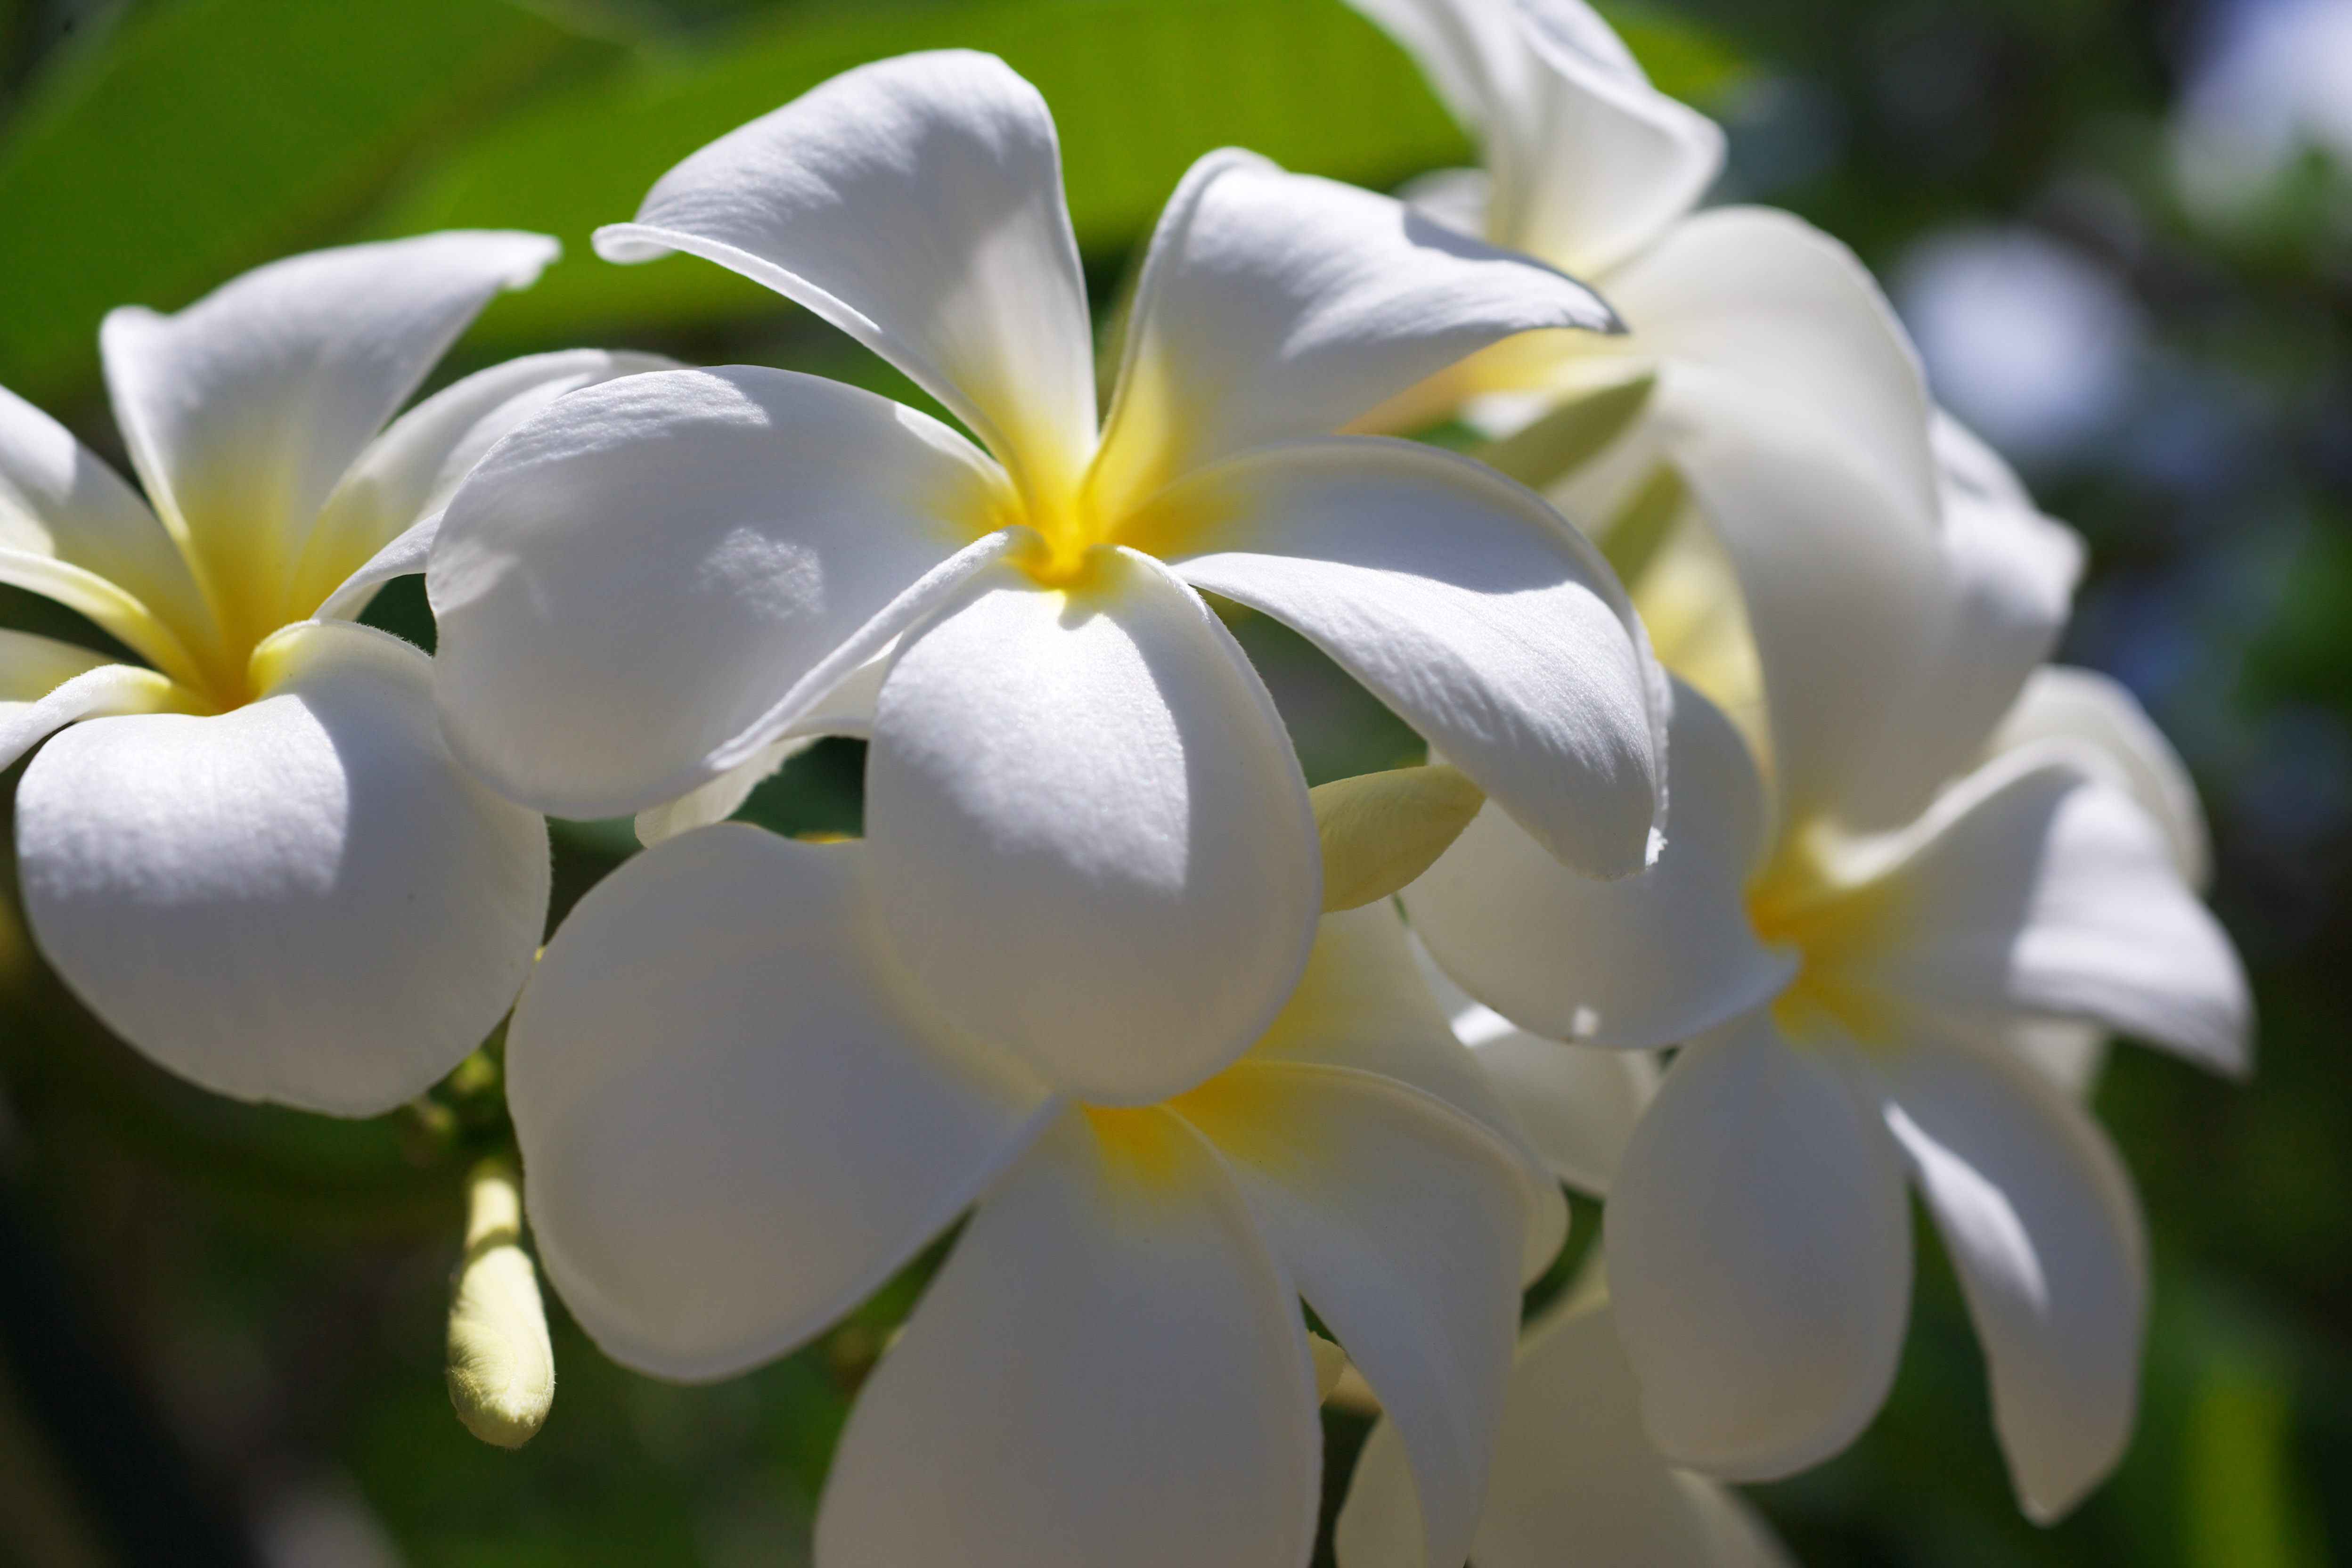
[446,1157,555,1448]
[1310,763,1486,912]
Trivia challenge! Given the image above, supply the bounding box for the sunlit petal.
[1170,437,1662,878]
[101,232,556,655]
[1336,1288,1793,1568]
[296,348,676,618]
[16,621,546,1115]
[866,549,1319,1104]
[596,51,1095,494]
[429,366,1015,817]
[1855,751,2251,1077]
[1184,1062,1530,1568]
[1407,677,1790,1046]
[817,1107,1321,1568]
[1606,1014,1911,1478]
[1092,149,1615,510]
[1878,1035,2146,1522]
[0,382,218,680]
[1987,663,2209,890]
[0,651,197,771]
[1411,931,1660,1196]
[1619,208,1936,529]
[508,828,1053,1380]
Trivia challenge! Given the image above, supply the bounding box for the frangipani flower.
[1345,0,1940,568]
[428,49,1667,1108]
[1404,434,2252,1519]
[1337,1269,1792,1568]
[505,812,1565,1568]
[0,232,665,1113]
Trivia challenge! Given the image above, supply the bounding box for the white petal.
[0,383,215,688]
[865,549,1320,1104]
[1606,1014,1912,1478]
[1858,751,2251,1076]
[1615,207,1937,529]
[1090,150,1616,513]
[1878,1035,2146,1521]
[0,654,196,771]
[1502,0,1727,274]
[1987,663,2209,890]
[1182,1060,1532,1568]
[1660,374,1946,834]
[0,627,115,701]
[1254,904,1568,1274]
[1810,411,2083,829]
[428,365,1016,818]
[632,653,889,848]
[101,232,556,653]
[817,1107,1322,1568]
[507,827,1053,1380]
[596,51,1095,498]
[1171,437,1662,878]
[16,621,547,1115]
[1468,1028,1658,1197]
[1336,1290,1795,1568]
[1406,676,1791,1046]
[295,348,677,618]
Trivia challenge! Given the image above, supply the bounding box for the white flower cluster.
[0,2,2248,1565]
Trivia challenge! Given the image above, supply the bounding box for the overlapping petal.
[429,366,1016,817]
[1988,663,2210,889]
[294,348,676,618]
[101,231,556,658]
[595,51,1096,496]
[816,1108,1321,1568]
[1856,752,2251,1076]
[15,621,546,1115]
[1665,377,1946,834]
[506,827,1054,1380]
[0,645,197,770]
[1168,438,1662,877]
[1336,1290,1792,1568]
[1606,1016,1912,1478]
[1406,677,1791,1045]
[1503,0,1727,274]
[1813,413,2082,830]
[1089,149,1616,512]
[864,549,1320,1104]
[1878,1036,2146,1521]
[1183,1062,1529,1568]
[1620,208,1937,528]
[0,384,215,688]
[632,654,888,847]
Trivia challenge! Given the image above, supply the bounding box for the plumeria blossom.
[1337,1267,1792,1568]
[1404,420,2252,1519]
[427,49,1668,1108]
[1344,0,1939,564]
[0,232,668,1113]
[504,808,1565,1568]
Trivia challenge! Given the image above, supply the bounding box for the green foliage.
[0,0,627,405]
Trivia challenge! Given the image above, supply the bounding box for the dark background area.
[0,0,2344,1564]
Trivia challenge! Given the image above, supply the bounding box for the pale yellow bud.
[1309,763,1486,912]
[1307,1332,1349,1403]
[446,1157,555,1448]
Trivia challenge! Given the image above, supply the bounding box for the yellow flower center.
[1745,831,1911,1052]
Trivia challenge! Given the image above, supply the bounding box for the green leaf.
[0,0,626,405]
[367,0,1472,351]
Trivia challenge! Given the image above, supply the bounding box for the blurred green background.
[0,0,2344,1564]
